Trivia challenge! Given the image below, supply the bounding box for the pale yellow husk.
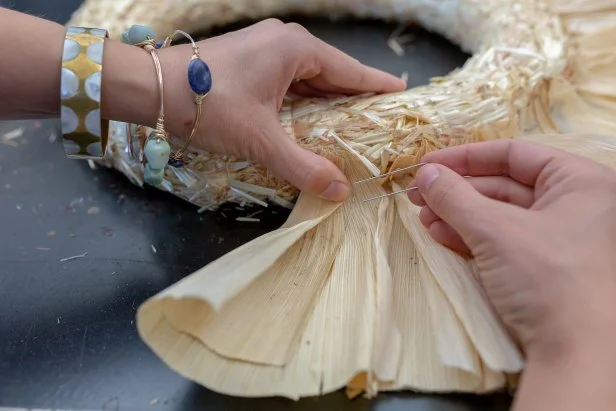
[68,0,616,400]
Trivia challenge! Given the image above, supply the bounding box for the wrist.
[514,331,616,411]
[100,39,159,128]
[101,39,202,145]
[525,289,616,365]
[154,43,202,142]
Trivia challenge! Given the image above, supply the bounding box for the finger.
[421,139,571,187]
[303,69,404,96]
[414,163,500,241]
[427,219,471,255]
[289,28,407,94]
[305,60,406,95]
[410,173,534,208]
[288,80,344,99]
[419,205,439,228]
[254,113,350,202]
[420,206,472,254]
[407,180,426,206]
[465,176,535,208]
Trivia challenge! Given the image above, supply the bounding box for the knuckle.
[429,176,459,208]
[285,22,310,36]
[259,18,285,29]
[301,161,329,193]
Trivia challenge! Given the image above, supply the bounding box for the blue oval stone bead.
[154,40,164,49]
[187,58,212,95]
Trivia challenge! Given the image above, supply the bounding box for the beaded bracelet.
[159,30,212,167]
[121,24,213,173]
[60,27,109,159]
[121,25,171,186]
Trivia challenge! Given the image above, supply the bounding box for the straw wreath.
[68,0,616,400]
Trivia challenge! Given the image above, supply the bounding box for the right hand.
[407,139,616,360]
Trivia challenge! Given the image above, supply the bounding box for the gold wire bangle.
[162,30,212,165]
[124,37,167,164]
[143,42,167,145]
[171,92,204,162]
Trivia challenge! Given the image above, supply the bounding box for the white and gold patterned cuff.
[60,27,109,159]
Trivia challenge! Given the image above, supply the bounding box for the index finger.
[420,139,571,187]
[297,33,407,94]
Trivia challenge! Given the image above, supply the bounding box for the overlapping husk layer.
[69,0,616,400]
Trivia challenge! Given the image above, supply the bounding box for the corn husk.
[68,0,616,400]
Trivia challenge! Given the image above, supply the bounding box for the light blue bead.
[144,165,165,186]
[127,25,156,45]
[144,138,171,170]
[121,30,129,44]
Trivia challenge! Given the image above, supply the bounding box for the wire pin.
[353,162,427,185]
[354,162,427,203]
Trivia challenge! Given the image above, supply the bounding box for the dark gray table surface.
[0,1,513,410]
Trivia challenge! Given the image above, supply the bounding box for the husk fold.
[69,0,616,400]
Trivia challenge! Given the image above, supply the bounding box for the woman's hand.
[157,19,406,201]
[408,139,616,360]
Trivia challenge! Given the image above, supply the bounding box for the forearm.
[513,327,616,411]
[0,8,66,119]
[0,6,158,127]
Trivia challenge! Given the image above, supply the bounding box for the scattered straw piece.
[387,37,405,56]
[236,217,261,222]
[3,127,24,140]
[60,252,88,262]
[151,245,157,253]
[247,210,263,218]
[87,206,100,215]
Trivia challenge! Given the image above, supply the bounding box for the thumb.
[256,120,350,202]
[415,163,493,236]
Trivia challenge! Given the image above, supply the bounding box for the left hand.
[157,19,406,201]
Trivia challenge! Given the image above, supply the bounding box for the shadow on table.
[176,383,513,411]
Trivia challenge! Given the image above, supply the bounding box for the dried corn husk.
[68,0,616,400]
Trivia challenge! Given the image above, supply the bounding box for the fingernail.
[417,164,439,192]
[320,181,350,202]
